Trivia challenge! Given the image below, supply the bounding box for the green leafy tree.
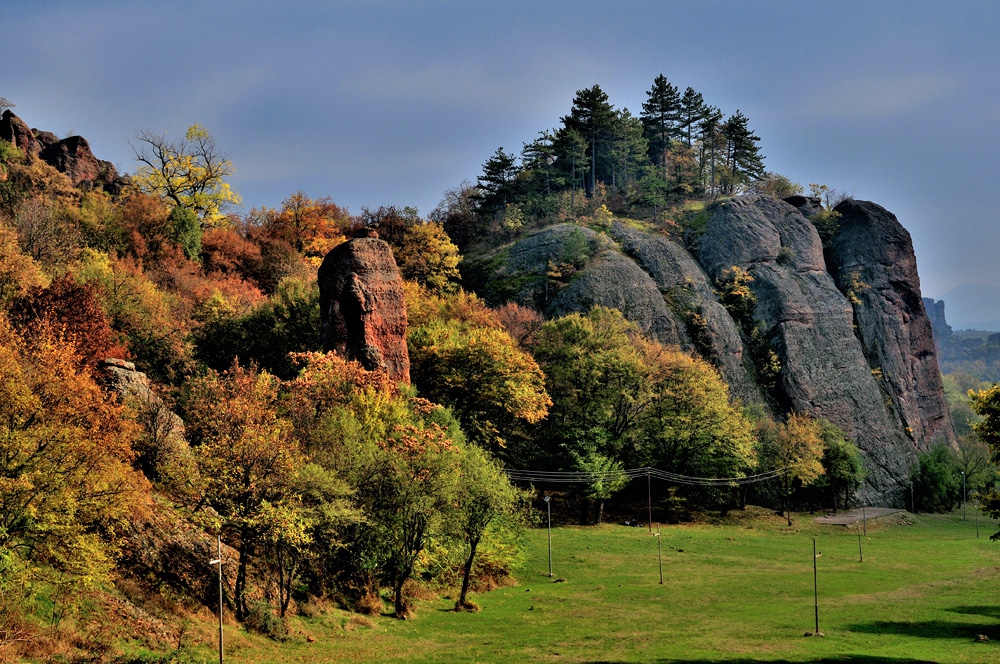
[911,444,962,513]
[167,205,201,260]
[451,446,528,610]
[816,419,865,511]
[574,452,628,525]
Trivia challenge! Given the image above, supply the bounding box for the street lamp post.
[544,496,552,578]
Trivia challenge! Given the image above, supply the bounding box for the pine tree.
[679,87,708,148]
[722,110,765,193]
[561,85,616,197]
[699,106,724,195]
[640,74,681,176]
[477,147,521,214]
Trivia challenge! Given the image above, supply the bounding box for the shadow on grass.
[947,604,1000,619]
[585,657,941,664]
[847,619,992,640]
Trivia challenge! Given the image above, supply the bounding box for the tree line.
[435,75,772,251]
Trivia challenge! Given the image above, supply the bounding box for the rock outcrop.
[922,297,953,340]
[318,231,411,384]
[0,110,40,156]
[1,110,126,194]
[697,196,918,493]
[610,222,763,406]
[828,199,955,450]
[466,195,953,500]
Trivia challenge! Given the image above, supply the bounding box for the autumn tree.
[408,318,550,456]
[451,445,528,610]
[0,221,46,304]
[130,124,241,225]
[181,363,307,620]
[394,221,462,293]
[764,414,825,525]
[0,317,145,589]
[265,191,349,260]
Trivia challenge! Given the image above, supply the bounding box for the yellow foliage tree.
[130,123,241,225]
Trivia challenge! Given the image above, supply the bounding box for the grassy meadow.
[172,509,1000,663]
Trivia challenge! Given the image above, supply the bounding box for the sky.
[5,1,1000,328]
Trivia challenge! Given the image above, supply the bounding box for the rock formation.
[465,195,953,500]
[1,110,126,194]
[318,231,411,384]
[0,110,40,156]
[922,297,953,340]
[827,199,955,450]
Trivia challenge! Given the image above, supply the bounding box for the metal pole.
[647,470,652,533]
[962,472,967,520]
[976,499,980,538]
[210,534,224,664]
[813,538,819,635]
[656,523,663,585]
[785,470,791,527]
[858,531,862,563]
[544,496,552,578]
[862,481,867,537]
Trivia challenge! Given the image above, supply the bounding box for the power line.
[503,465,786,487]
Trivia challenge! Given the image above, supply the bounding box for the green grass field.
[220,509,1000,663]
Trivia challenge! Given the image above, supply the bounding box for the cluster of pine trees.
[437,75,777,251]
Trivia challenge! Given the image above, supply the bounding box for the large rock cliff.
[466,195,952,500]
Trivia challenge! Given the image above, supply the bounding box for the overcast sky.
[6,1,1000,327]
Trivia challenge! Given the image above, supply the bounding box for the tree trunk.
[393,573,408,619]
[597,499,605,525]
[457,536,481,610]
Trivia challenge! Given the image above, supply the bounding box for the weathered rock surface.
[318,232,411,383]
[1,110,126,193]
[39,134,117,188]
[610,222,763,406]
[697,195,915,493]
[0,110,40,156]
[829,199,956,450]
[465,195,952,499]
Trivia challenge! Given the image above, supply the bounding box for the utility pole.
[210,533,224,664]
[812,539,820,636]
[647,469,653,533]
[544,496,553,578]
[656,523,663,585]
[861,479,867,537]
[962,471,967,520]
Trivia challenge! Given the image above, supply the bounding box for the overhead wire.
[503,465,787,486]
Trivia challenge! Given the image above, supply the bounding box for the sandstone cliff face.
[0,110,40,156]
[318,233,410,384]
[610,222,763,406]
[467,195,952,499]
[697,196,917,492]
[828,199,956,450]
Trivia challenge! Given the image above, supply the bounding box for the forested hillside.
[0,76,975,661]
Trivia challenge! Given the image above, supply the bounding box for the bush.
[912,444,962,513]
